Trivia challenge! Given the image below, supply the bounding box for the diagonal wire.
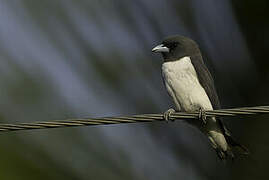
[0,105,268,133]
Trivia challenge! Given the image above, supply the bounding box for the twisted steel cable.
[0,105,268,133]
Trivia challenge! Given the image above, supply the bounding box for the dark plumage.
[152,35,248,160]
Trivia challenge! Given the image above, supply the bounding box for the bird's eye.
[173,43,178,47]
[168,42,178,50]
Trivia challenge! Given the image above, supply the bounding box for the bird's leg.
[163,108,176,122]
[198,107,207,125]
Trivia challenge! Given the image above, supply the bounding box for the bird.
[152,35,248,160]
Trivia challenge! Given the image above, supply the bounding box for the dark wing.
[191,55,249,154]
[190,55,221,110]
[190,55,229,133]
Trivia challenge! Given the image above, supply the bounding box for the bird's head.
[152,35,200,62]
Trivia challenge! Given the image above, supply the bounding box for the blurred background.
[0,0,268,179]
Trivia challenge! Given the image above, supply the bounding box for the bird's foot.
[198,107,207,125]
[163,108,176,122]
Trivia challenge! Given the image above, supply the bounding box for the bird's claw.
[198,108,207,125]
[163,108,176,122]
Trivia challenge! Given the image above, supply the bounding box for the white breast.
[162,56,213,112]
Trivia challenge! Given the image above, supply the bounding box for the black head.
[152,35,201,62]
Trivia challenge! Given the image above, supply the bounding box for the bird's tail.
[225,132,249,156]
[215,133,249,160]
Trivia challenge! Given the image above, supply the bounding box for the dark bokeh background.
[0,0,268,179]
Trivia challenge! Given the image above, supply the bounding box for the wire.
[0,105,268,133]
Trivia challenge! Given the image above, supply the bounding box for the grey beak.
[152,44,170,53]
